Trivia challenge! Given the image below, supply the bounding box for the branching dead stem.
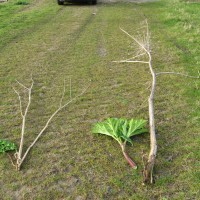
[116,22,157,184]
[13,77,90,170]
[13,76,34,170]
[156,71,200,79]
[114,20,199,184]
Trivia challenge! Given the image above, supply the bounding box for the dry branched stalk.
[13,76,90,170]
[113,20,200,184]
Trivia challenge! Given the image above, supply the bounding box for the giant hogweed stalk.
[92,118,147,169]
[2,76,90,171]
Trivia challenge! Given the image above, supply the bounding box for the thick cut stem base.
[143,155,155,183]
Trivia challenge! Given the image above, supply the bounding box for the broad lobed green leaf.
[92,118,148,144]
[127,119,148,137]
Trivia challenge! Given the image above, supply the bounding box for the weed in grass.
[0,139,17,153]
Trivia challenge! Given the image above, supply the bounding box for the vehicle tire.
[88,0,97,5]
[57,0,64,5]
[92,0,97,4]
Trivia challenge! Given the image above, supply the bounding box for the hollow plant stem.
[120,143,137,169]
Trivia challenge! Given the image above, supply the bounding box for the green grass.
[0,0,61,50]
[0,0,199,199]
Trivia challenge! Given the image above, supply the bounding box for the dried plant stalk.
[116,22,157,183]
[13,77,90,170]
[114,20,199,184]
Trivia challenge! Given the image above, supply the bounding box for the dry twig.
[13,77,90,170]
[116,21,157,184]
[114,20,199,184]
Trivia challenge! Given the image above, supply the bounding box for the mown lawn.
[0,0,199,199]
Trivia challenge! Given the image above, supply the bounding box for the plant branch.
[119,27,148,54]
[156,71,200,79]
[117,22,157,184]
[13,87,23,117]
[14,78,34,170]
[113,60,149,64]
[60,79,66,107]
[145,46,157,184]
[116,20,199,184]
[15,80,29,90]
[70,77,72,99]
[17,80,91,170]
[112,52,146,63]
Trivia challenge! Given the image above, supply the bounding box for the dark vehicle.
[57,0,97,5]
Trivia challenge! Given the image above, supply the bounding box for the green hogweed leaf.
[0,140,17,153]
[92,118,147,144]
